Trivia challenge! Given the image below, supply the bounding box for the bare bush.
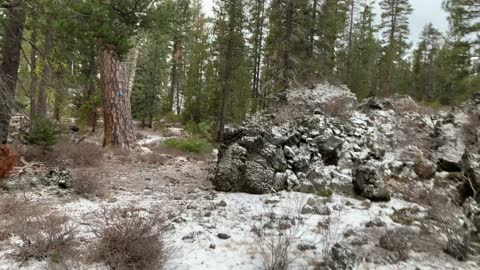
[71,171,107,199]
[55,140,104,167]
[93,207,171,270]
[137,152,167,165]
[20,145,58,165]
[316,206,343,258]
[0,197,75,261]
[18,140,103,167]
[254,199,305,270]
[16,214,75,261]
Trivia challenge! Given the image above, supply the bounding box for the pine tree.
[412,23,442,101]
[167,0,192,115]
[443,0,480,43]
[214,0,250,143]
[347,2,381,99]
[317,0,349,78]
[378,0,413,95]
[183,1,210,123]
[246,0,268,111]
[133,1,176,128]
[263,0,310,101]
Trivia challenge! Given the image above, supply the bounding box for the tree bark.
[86,52,98,132]
[251,0,266,110]
[283,0,294,92]
[29,30,38,119]
[346,0,355,83]
[0,0,26,143]
[37,30,54,117]
[98,46,137,150]
[217,0,237,143]
[168,38,180,114]
[127,43,140,93]
[53,71,64,121]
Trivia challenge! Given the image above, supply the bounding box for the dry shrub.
[16,214,75,261]
[71,171,107,199]
[137,152,167,165]
[93,207,171,270]
[21,145,58,165]
[55,140,103,167]
[19,140,103,167]
[254,200,306,270]
[0,144,16,178]
[0,197,75,261]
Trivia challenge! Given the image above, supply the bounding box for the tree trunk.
[251,0,266,111]
[283,0,294,92]
[0,0,26,143]
[53,72,64,121]
[29,30,38,118]
[37,30,54,117]
[346,0,355,82]
[217,1,237,144]
[148,114,153,129]
[98,47,137,150]
[127,43,140,92]
[168,38,180,114]
[86,52,98,132]
[308,0,319,57]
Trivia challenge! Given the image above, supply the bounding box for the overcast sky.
[201,0,449,44]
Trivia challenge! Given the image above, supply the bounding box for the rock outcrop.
[210,83,480,203]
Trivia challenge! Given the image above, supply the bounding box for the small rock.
[209,243,216,249]
[217,200,227,207]
[366,217,386,228]
[297,243,316,251]
[217,233,230,240]
[265,199,280,204]
[351,235,369,246]
[299,182,316,194]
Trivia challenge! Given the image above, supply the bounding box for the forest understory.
[1,84,480,270]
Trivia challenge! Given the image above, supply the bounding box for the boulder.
[322,243,358,270]
[352,164,390,201]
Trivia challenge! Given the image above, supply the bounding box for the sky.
[201,0,450,44]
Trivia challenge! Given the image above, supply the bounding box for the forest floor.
[0,125,478,270]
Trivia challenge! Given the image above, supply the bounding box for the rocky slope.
[211,83,480,262]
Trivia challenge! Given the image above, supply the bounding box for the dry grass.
[92,207,172,270]
[71,171,108,199]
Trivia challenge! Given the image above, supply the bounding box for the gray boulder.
[352,164,390,201]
